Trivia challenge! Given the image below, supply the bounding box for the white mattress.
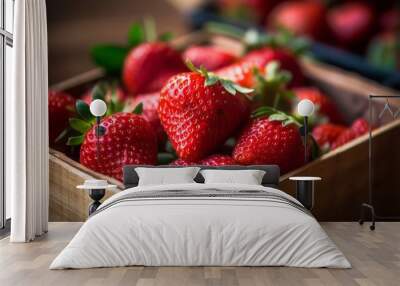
[50,183,350,269]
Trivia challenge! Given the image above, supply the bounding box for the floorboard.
[0,222,399,286]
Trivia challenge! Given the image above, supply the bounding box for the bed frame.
[123,165,280,189]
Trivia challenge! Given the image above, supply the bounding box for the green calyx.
[61,82,132,146]
[253,61,295,109]
[244,28,310,56]
[185,60,254,96]
[205,22,310,56]
[91,17,173,75]
[252,106,301,127]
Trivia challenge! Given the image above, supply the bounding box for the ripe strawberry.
[170,158,194,166]
[268,1,327,40]
[81,84,126,105]
[332,118,369,150]
[158,62,252,162]
[327,2,375,48]
[183,45,237,71]
[233,107,304,173]
[122,42,186,95]
[80,112,157,180]
[294,87,343,124]
[216,47,304,88]
[199,154,236,166]
[48,90,76,144]
[312,123,346,149]
[170,154,236,166]
[126,92,166,144]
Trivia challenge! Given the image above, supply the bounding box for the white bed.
[50,179,350,269]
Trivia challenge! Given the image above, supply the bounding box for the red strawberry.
[122,42,186,95]
[199,154,237,166]
[127,92,166,144]
[294,87,343,124]
[233,108,305,173]
[332,118,369,150]
[80,112,157,180]
[327,2,375,48]
[170,158,194,166]
[48,90,76,144]
[158,63,252,162]
[312,123,346,148]
[81,85,126,105]
[183,45,237,71]
[218,0,278,23]
[216,47,304,88]
[268,1,327,40]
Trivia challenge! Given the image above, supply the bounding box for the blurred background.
[46,0,199,83]
[47,0,399,86]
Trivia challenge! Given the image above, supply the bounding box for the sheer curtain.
[7,0,49,242]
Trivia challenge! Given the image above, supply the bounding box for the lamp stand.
[303,116,308,163]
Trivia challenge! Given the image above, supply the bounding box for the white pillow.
[200,169,266,185]
[135,167,200,186]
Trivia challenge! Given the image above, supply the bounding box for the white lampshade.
[297,99,315,117]
[90,99,107,117]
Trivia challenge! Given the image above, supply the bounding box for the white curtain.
[7,0,49,242]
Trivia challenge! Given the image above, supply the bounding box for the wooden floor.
[0,222,399,286]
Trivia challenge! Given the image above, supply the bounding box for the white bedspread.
[50,183,350,269]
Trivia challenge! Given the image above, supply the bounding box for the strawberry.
[268,1,327,40]
[122,42,186,95]
[312,123,346,149]
[233,107,305,173]
[216,47,304,88]
[332,118,369,150]
[199,154,237,166]
[126,92,166,144]
[170,158,194,166]
[48,90,76,145]
[79,112,157,180]
[170,154,236,166]
[81,84,126,105]
[158,62,252,162]
[183,45,237,71]
[327,2,375,49]
[294,87,343,124]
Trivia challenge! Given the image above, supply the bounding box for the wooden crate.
[49,33,400,222]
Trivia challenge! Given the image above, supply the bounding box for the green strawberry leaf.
[76,100,94,121]
[232,83,254,94]
[67,135,85,146]
[90,44,129,75]
[128,23,145,47]
[221,79,237,95]
[69,118,92,134]
[252,106,301,127]
[205,75,219,86]
[269,114,287,122]
[91,84,106,101]
[158,32,173,42]
[132,102,143,115]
